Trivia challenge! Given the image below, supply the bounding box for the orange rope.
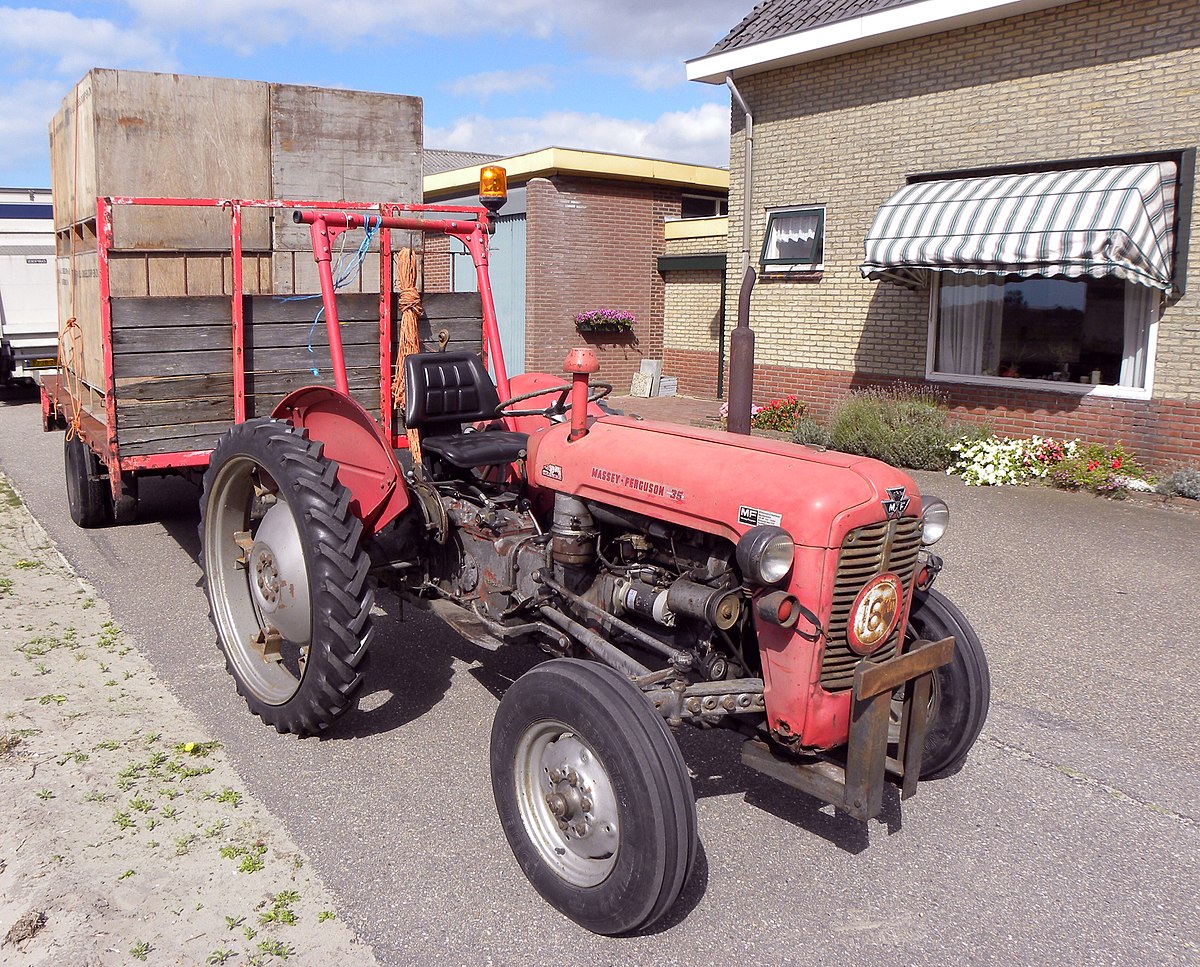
[394,247,423,463]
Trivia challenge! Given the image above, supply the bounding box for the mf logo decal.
[738,505,782,527]
[541,464,563,481]
[882,486,910,520]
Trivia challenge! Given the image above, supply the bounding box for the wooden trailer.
[42,195,487,525]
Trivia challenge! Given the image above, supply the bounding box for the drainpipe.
[726,75,753,275]
[725,75,756,435]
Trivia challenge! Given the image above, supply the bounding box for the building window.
[681,194,728,219]
[760,206,824,273]
[931,274,1159,390]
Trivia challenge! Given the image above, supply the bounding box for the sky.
[0,0,742,188]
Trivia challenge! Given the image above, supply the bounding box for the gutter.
[726,76,753,275]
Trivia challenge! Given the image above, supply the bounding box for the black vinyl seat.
[403,351,528,468]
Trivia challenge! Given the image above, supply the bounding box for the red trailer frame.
[43,195,508,501]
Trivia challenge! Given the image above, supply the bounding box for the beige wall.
[725,0,1200,399]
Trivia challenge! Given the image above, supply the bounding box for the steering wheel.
[496,382,613,420]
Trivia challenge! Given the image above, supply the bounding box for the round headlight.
[736,525,795,585]
[921,496,949,545]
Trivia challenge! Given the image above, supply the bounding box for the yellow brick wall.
[664,271,722,352]
[724,0,1200,399]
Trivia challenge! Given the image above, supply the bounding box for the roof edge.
[687,0,1078,83]
[424,146,729,197]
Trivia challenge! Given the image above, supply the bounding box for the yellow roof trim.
[424,146,729,197]
[664,216,729,240]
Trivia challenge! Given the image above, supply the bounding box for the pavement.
[1,380,1198,966]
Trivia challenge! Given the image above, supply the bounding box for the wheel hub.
[540,736,617,856]
[243,500,311,645]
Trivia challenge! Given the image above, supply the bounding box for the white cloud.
[0,6,174,76]
[427,101,729,168]
[0,78,67,183]
[121,0,733,66]
[444,67,554,103]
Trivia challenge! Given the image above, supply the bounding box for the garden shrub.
[1155,468,1200,500]
[816,383,975,471]
[791,414,832,449]
[750,396,804,433]
[1047,442,1152,498]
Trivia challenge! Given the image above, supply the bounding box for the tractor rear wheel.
[64,435,111,528]
[905,588,990,779]
[199,418,373,735]
[490,659,697,935]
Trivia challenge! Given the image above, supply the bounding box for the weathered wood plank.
[247,293,378,324]
[113,325,232,354]
[115,373,234,402]
[117,350,233,379]
[116,396,234,427]
[119,420,234,446]
[112,296,232,328]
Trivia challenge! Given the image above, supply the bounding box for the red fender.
[272,386,409,536]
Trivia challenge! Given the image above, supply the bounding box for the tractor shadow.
[674,727,904,854]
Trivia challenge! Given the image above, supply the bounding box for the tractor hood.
[528,417,921,548]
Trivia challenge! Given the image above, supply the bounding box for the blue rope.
[288,214,382,377]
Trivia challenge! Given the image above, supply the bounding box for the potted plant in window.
[574,308,636,334]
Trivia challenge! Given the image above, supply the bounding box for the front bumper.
[742,636,955,821]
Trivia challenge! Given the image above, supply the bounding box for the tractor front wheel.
[905,588,991,779]
[199,419,373,735]
[490,659,697,935]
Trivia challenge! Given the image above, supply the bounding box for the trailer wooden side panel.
[109,291,483,456]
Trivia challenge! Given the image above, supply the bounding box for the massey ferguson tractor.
[93,169,987,935]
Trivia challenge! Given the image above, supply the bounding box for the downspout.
[725,74,756,435]
[726,75,753,275]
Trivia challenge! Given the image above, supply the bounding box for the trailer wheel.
[490,659,697,935]
[199,418,373,736]
[903,588,991,779]
[64,435,112,528]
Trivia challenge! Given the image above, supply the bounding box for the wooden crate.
[50,70,423,256]
[48,69,427,445]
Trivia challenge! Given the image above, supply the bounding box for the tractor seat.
[403,351,528,469]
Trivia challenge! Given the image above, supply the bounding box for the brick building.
[687,0,1199,467]
[423,148,728,389]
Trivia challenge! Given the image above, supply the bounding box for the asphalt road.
[2,382,1198,966]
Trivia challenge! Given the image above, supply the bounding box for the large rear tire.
[64,435,111,528]
[490,659,697,935]
[199,419,373,735]
[907,588,990,779]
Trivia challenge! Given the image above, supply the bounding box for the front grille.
[820,516,923,691]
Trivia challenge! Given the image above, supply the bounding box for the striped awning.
[861,162,1178,290]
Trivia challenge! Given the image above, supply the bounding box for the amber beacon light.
[479,165,508,215]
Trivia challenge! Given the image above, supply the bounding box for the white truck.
[0,188,58,385]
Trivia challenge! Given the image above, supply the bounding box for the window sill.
[927,372,1152,401]
[759,267,824,283]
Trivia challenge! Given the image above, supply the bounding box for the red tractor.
[197,172,989,935]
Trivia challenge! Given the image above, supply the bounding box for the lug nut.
[580,798,592,813]
[549,768,563,783]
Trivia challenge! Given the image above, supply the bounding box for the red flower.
[1111,458,1123,470]
[1087,460,1100,471]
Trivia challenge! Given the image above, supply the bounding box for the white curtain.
[1119,281,1156,388]
[937,275,1004,375]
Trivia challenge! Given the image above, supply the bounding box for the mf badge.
[882,486,910,520]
